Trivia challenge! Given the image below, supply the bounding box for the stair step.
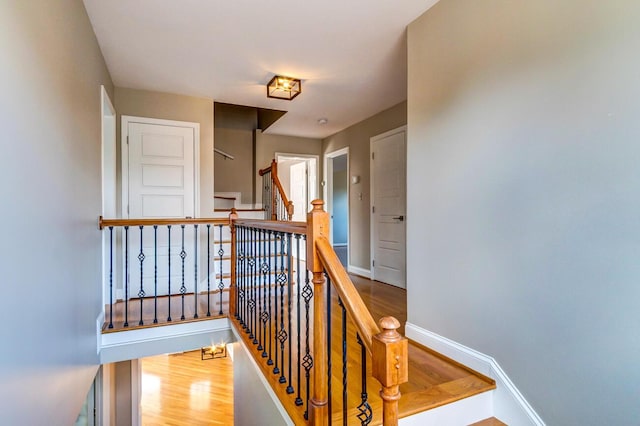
[470,417,507,426]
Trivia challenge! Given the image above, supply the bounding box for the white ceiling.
[83,0,439,139]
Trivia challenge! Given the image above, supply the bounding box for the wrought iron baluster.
[257,228,264,352]
[153,225,158,324]
[327,274,332,418]
[340,297,347,425]
[273,232,280,374]
[286,232,294,394]
[107,227,114,329]
[206,224,211,316]
[193,224,199,319]
[167,225,172,322]
[260,229,269,357]
[357,333,372,426]
[180,224,186,320]
[238,226,245,327]
[124,226,129,327]
[277,232,287,382]
[218,224,225,315]
[138,226,146,326]
[267,230,274,366]
[243,226,249,331]
[294,234,303,406]
[302,262,313,420]
[249,227,257,342]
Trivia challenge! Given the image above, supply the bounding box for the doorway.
[121,116,200,296]
[370,126,406,288]
[275,153,318,221]
[324,148,349,267]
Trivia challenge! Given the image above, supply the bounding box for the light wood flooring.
[141,350,233,426]
[136,275,497,425]
[232,274,496,425]
[103,292,229,332]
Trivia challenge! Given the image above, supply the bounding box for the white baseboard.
[347,265,370,278]
[405,322,545,426]
[96,311,105,354]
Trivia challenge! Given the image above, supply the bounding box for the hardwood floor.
[103,292,229,332]
[132,274,494,425]
[232,274,495,425]
[141,350,233,426]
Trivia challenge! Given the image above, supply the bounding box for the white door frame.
[370,126,407,284]
[323,147,350,248]
[121,115,201,219]
[101,86,116,309]
[275,152,320,215]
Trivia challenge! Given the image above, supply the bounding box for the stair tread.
[470,417,508,426]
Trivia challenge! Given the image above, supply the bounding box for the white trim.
[275,152,320,216]
[347,265,371,279]
[101,86,116,313]
[120,115,201,219]
[332,243,348,247]
[96,311,105,355]
[370,125,407,286]
[405,322,545,426]
[101,317,230,348]
[131,359,141,426]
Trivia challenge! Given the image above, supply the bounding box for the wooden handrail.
[259,159,294,220]
[258,164,272,176]
[308,199,408,426]
[233,219,306,235]
[315,235,380,352]
[99,216,230,229]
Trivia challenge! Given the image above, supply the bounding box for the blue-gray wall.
[407,0,640,424]
[332,169,348,245]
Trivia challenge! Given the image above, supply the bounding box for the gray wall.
[0,0,113,423]
[214,127,254,205]
[114,87,215,217]
[407,0,640,424]
[322,102,406,270]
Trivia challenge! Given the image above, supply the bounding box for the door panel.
[126,121,196,297]
[372,129,406,288]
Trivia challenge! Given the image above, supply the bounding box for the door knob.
[393,215,404,221]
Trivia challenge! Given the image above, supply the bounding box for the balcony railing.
[98,217,232,330]
[98,200,408,425]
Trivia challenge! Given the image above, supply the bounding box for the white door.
[124,117,198,297]
[371,127,406,288]
[289,161,307,222]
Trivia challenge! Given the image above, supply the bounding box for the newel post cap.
[310,199,325,212]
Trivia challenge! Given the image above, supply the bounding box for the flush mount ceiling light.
[267,75,301,100]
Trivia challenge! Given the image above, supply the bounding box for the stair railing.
[229,200,408,425]
[259,159,294,221]
[98,217,232,331]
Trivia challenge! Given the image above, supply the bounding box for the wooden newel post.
[286,201,294,221]
[229,208,239,318]
[372,316,409,426]
[307,199,330,425]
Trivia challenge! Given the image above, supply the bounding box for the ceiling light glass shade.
[267,75,301,100]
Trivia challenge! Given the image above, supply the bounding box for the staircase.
[97,160,506,425]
